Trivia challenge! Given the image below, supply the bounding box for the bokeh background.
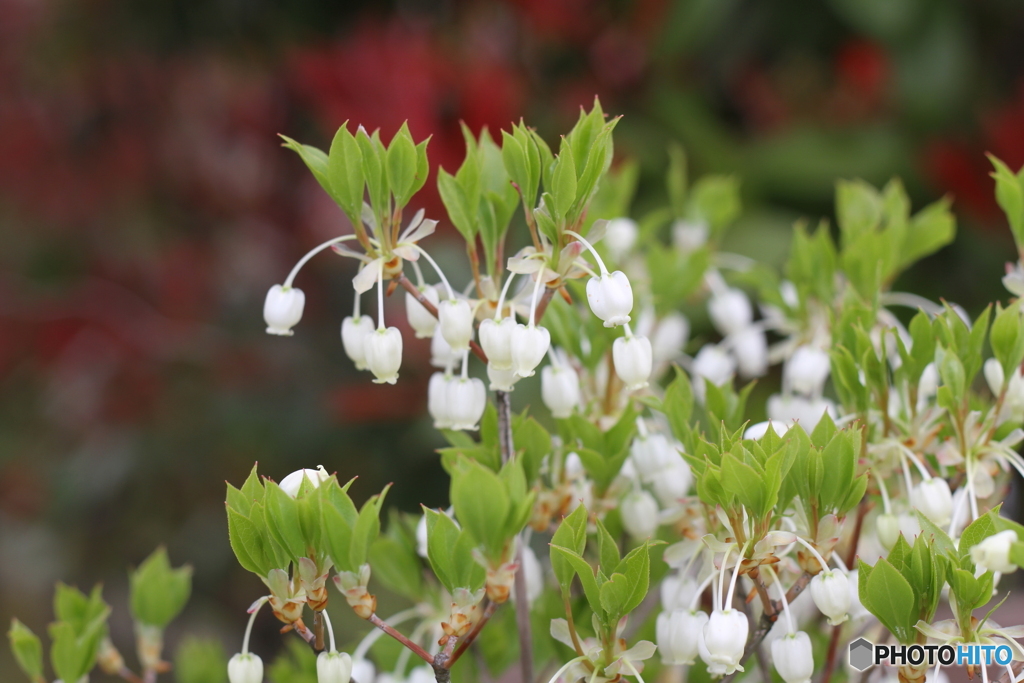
[3,0,1024,679]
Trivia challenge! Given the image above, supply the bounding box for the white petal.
[353,258,383,294]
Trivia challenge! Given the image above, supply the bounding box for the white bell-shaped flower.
[620,490,659,539]
[479,318,516,370]
[228,653,264,683]
[351,660,375,683]
[317,651,352,683]
[364,327,403,385]
[541,363,580,418]
[785,346,832,397]
[970,529,1018,574]
[487,364,519,392]
[772,631,813,683]
[428,372,453,429]
[652,460,692,507]
[341,316,374,370]
[731,327,768,378]
[430,327,460,369]
[446,376,486,431]
[438,298,474,352]
[876,513,901,550]
[652,313,690,363]
[743,421,789,440]
[809,570,850,626]
[912,478,953,526]
[657,609,708,666]
[605,217,639,253]
[264,285,305,336]
[279,466,329,497]
[766,394,835,432]
[520,545,544,604]
[698,609,748,676]
[405,286,440,339]
[985,358,1006,396]
[613,334,652,391]
[510,325,550,378]
[587,270,634,327]
[692,344,736,395]
[630,433,675,481]
[708,288,752,336]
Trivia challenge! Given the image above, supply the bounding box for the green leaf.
[899,197,955,270]
[279,136,332,199]
[438,168,477,242]
[989,154,1024,248]
[263,481,306,561]
[512,415,551,483]
[174,637,228,683]
[357,129,389,225]
[687,175,740,237]
[596,520,621,574]
[991,301,1024,380]
[369,536,424,601]
[387,122,418,207]
[350,485,390,568]
[502,130,533,210]
[860,558,917,643]
[959,508,1001,561]
[327,123,364,224]
[549,545,604,622]
[129,547,192,628]
[613,542,651,615]
[550,505,588,594]
[720,451,767,517]
[551,146,578,220]
[451,460,510,558]
[836,179,882,247]
[663,366,694,444]
[8,619,44,682]
[425,508,461,592]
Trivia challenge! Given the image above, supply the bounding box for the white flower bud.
[766,394,835,433]
[698,609,748,676]
[912,478,953,527]
[428,372,453,429]
[613,334,652,391]
[1004,262,1024,297]
[341,316,375,370]
[438,298,474,352]
[279,466,330,497]
[586,270,634,328]
[772,631,813,683]
[620,490,659,539]
[809,571,850,626]
[445,377,486,431]
[405,286,440,339]
[731,327,768,378]
[521,545,544,604]
[364,327,403,385]
[985,358,1006,396]
[605,217,639,253]
[918,363,939,403]
[672,219,708,252]
[542,363,580,418]
[228,653,264,683]
[660,574,698,612]
[264,285,305,336]
[970,529,1018,574]
[630,433,675,481]
[708,288,752,336]
[692,345,736,392]
[406,667,435,683]
[564,451,584,480]
[785,346,831,397]
[487,364,519,392]
[652,460,692,507]
[351,659,375,683]
[415,515,429,559]
[430,327,460,369]
[657,609,708,665]
[876,513,901,550]
[652,313,689,363]
[479,318,516,370]
[511,325,550,378]
[317,651,352,683]
[898,512,921,542]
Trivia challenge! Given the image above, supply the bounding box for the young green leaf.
[129,547,192,628]
[8,619,44,683]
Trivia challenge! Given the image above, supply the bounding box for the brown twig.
[368,613,434,665]
[497,390,515,463]
[397,274,489,363]
[449,600,500,666]
[820,624,842,683]
[735,582,772,683]
[996,660,1024,683]
[313,610,324,652]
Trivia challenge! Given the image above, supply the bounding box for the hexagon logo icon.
[849,638,874,671]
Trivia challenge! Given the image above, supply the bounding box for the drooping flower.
[657,609,708,665]
[364,327,403,385]
[613,333,652,391]
[772,631,814,683]
[971,529,1018,574]
[809,571,850,626]
[264,285,306,336]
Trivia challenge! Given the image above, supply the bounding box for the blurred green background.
[2,0,1023,679]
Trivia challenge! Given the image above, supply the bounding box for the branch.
[117,667,145,683]
[397,274,489,364]
[820,624,842,683]
[997,660,1024,683]
[368,613,434,665]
